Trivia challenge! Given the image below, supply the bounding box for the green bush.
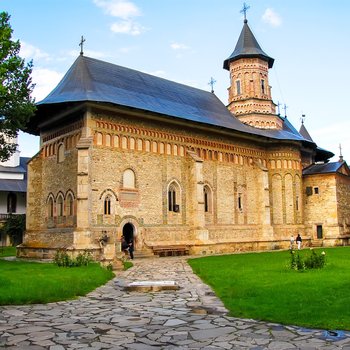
[54,249,93,267]
[305,249,326,269]
[290,249,326,271]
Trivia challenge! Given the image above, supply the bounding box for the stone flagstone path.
[1,256,350,349]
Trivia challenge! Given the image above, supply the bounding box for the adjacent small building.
[0,135,29,246]
[303,159,350,244]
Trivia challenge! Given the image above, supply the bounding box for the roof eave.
[223,54,274,70]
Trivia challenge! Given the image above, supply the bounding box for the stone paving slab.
[0,256,349,349]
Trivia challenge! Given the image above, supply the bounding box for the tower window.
[236,80,241,95]
[261,79,265,94]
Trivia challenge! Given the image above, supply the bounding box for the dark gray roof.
[0,157,29,193]
[30,55,315,148]
[299,122,313,142]
[303,161,346,176]
[223,20,274,70]
[36,55,251,134]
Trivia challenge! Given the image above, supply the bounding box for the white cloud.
[20,42,50,61]
[31,68,63,102]
[110,20,145,35]
[93,0,141,19]
[94,0,145,35]
[170,42,189,50]
[262,8,282,27]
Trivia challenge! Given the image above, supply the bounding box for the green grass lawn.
[188,247,350,330]
[0,260,115,305]
[0,246,16,257]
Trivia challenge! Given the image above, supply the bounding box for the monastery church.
[18,17,350,262]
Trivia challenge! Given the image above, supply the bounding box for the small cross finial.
[276,101,281,116]
[208,77,216,93]
[240,2,250,22]
[283,103,288,118]
[339,144,344,162]
[301,114,306,124]
[79,35,86,55]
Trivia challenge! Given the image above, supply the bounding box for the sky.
[2,0,350,161]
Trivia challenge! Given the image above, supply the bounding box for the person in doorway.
[296,234,302,250]
[290,235,294,250]
[128,239,134,260]
[121,236,129,254]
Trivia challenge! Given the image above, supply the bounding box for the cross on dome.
[240,2,250,22]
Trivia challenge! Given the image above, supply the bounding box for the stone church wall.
[336,174,350,239]
[303,174,340,244]
[85,109,307,255]
[19,126,81,257]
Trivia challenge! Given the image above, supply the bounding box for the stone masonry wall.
[85,107,308,255]
[303,174,339,242]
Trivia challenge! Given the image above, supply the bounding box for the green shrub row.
[54,249,93,267]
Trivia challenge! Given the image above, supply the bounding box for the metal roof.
[303,161,346,176]
[0,157,30,174]
[31,55,316,148]
[0,157,29,193]
[299,122,313,142]
[223,20,274,70]
[0,179,27,193]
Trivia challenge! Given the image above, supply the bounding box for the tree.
[0,12,36,161]
[0,214,25,246]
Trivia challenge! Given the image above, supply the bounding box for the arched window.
[7,192,17,214]
[96,132,103,145]
[104,196,111,215]
[123,169,136,189]
[203,185,212,213]
[66,193,74,216]
[168,182,180,212]
[57,195,64,217]
[105,134,111,147]
[47,196,54,218]
[57,143,65,163]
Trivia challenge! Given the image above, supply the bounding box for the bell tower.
[224,16,282,130]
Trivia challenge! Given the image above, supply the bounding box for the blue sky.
[3,0,350,161]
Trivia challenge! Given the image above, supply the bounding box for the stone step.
[310,240,323,247]
[133,250,156,259]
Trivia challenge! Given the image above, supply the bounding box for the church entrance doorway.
[122,223,134,247]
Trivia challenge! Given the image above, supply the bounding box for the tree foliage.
[0,214,25,246]
[0,12,36,161]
